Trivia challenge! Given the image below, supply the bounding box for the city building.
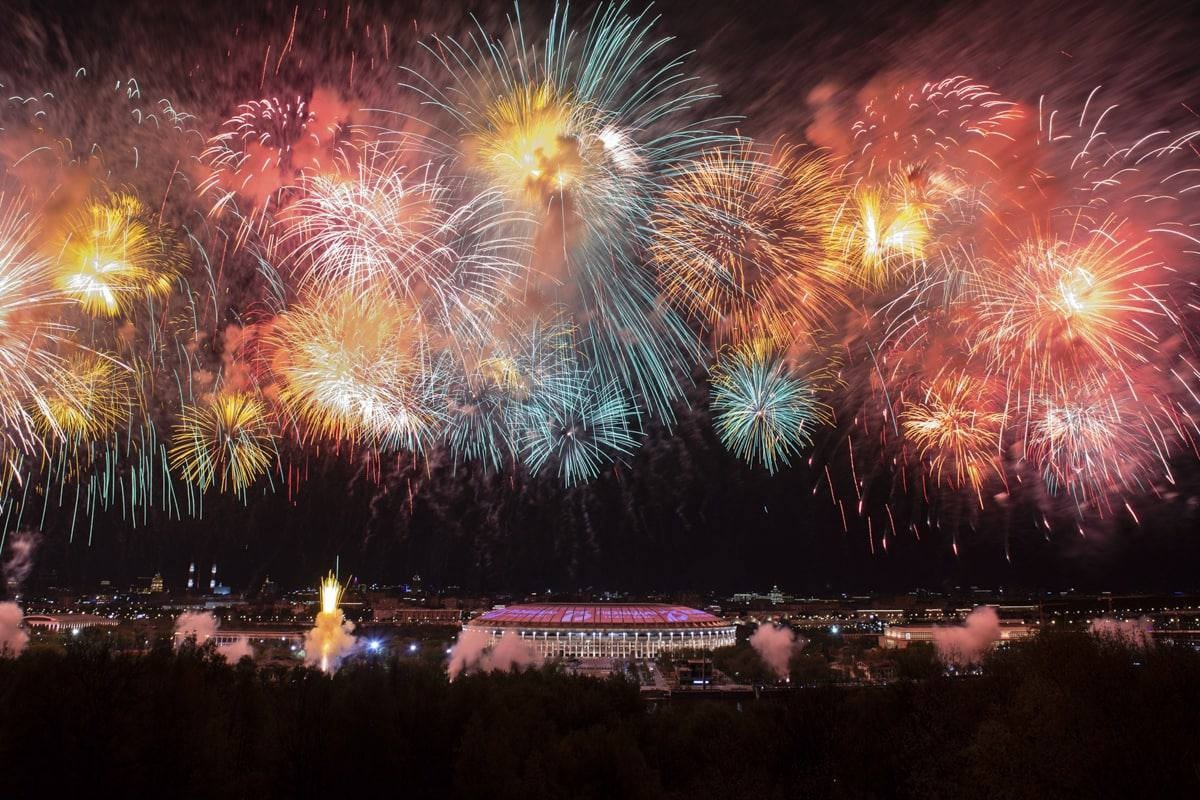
[23,614,120,633]
[464,603,736,659]
[879,621,1037,649]
[372,605,462,624]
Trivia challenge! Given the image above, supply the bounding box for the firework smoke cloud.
[174,611,254,662]
[749,623,799,681]
[446,628,537,680]
[933,606,1002,667]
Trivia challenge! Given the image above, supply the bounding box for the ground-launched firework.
[305,571,356,673]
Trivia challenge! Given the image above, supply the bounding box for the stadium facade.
[464,603,736,659]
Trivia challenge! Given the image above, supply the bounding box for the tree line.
[0,631,1197,798]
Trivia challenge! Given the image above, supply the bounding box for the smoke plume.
[934,606,1001,667]
[1089,617,1153,649]
[750,623,798,680]
[0,602,28,657]
[174,611,255,662]
[447,628,537,680]
[2,531,40,594]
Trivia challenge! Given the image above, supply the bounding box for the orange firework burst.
[268,290,444,450]
[650,141,846,343]
[850,76,1023,181]
[975,217,1166,390]
[901,374,1006,497]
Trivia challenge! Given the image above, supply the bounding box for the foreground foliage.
[0,633,1197,798]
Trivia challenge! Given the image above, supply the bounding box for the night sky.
[5,0,1200,594]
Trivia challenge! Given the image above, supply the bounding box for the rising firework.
[305,571,356,673]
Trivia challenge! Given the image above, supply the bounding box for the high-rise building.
[150,573,164,593]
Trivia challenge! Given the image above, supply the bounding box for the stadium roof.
[470,603,729,630]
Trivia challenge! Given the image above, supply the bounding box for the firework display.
[0,1,1197,551]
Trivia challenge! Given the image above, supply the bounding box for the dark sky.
[4,0,1200,595]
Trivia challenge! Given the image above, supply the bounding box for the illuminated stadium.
[465,604,737,659]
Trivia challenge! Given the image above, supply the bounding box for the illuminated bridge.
[465,603,736,659]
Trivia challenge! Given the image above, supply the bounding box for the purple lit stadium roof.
[469,604,729,630]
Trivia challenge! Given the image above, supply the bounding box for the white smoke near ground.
[934,606,1001,667]
[447,628,489,680]
[487,630,538,673]
[2,531,40,593]
[304,609,356,672]
[750,623,798,680]
[0,602,29,657]
[446,628,537,680]
[1089,617,1153,649]
[174,611,255,662]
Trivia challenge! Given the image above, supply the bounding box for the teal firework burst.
[709,342,833,474]
[396,1,735,421]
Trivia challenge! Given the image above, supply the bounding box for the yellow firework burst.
[170,392,275,493]
[55,193,187,317]
[269,291,442,449]
[901,374,1006,495]
[32,353,132,442]
[651,141,847,343]
[829,181,930,289]
[474,83,584,204]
